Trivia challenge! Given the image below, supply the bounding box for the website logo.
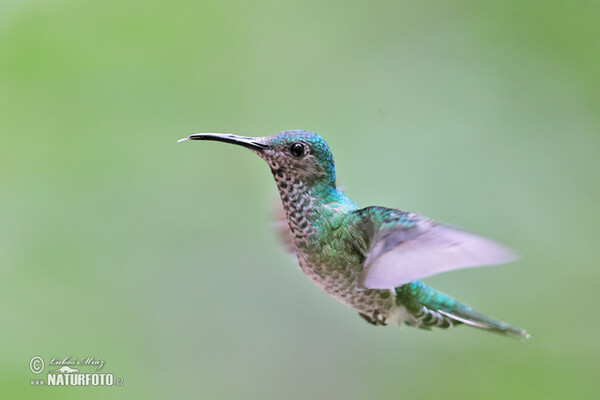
[29,356,124,387]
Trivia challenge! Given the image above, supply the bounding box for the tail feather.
[395,281,529,338]
[438,305,529,338]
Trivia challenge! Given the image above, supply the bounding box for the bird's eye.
[289,142,306,158]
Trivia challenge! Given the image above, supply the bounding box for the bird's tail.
[395,281,529,338]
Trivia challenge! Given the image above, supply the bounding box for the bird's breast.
[296,247,395,316]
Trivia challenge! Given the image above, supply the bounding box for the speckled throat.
[269,165,319,251]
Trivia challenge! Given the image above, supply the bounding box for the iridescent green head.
[179,130,337,188]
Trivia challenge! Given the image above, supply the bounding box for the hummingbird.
[178,130,528,338]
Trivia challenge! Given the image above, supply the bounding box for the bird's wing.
[271,198,297,256]
[353,206,518,289]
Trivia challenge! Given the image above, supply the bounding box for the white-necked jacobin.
[178,130,528,337]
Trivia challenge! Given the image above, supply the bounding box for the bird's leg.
[359,310,388,326]
[359,312,378,325]
[374,309,388,326]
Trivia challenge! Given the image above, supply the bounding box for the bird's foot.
[359,310,388,326]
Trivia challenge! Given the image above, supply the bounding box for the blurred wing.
[271,197,296,256]
[356,208,518,289]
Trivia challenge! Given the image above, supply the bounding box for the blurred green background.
[1,1,599,399]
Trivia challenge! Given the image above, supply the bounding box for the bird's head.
[179,130,336,188]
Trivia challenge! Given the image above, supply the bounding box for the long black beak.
[177,133,268,151]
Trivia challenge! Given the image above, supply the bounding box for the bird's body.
[275,185,396,323]
[180,130,528,337]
